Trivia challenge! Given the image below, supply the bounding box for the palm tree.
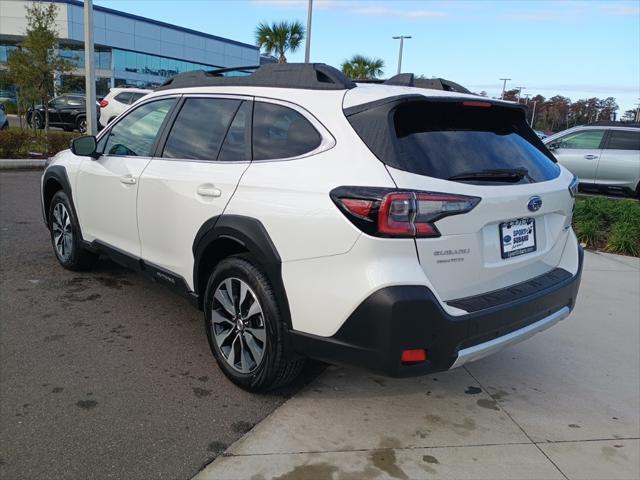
[341,55,385,81]
[255,21,305,64]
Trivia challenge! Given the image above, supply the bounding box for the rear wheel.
[76,116,87,133]
[48,191,97,271]
[204,255,304,392]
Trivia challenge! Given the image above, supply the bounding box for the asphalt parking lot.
[0,171,314,479]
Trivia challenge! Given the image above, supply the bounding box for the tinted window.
[606,130,640,150]
[130,92,146,103]
[104,98,175,157]
[360,101,559,183]
[51,97,67,107]
[252,102,321,160]
[114,92,132,104]
[558,130,605,149]
[218,101,252,161]
[163,98,240,160]
[66,97,84,107]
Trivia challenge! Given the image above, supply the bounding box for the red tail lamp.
[401,349,427,364]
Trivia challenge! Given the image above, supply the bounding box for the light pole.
[304,0,313,63]
[499,78,511,99]
[515,86,526,102]
[530,100,537,128]
[83,0,97,135]
[392,35,411,75]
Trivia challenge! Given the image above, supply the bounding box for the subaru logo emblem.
[527,196,542,212]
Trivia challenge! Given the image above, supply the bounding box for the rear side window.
[606,130,640,150]
[66,97,84,107]
[252,102,321,160]
[347,99,559,184]
[129,92,146,104]
[114,92,132,104]
[557,130,605,149]
[104,98,175,157]
[218,101,252,161]
[162,98,241,160]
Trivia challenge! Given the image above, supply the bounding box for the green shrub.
[45,131,79,156]
[573,196,640,256]
[0,128,30,157]
[606,222,640,256]
[574,217,605,248]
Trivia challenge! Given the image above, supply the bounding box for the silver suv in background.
[545,123,640,197]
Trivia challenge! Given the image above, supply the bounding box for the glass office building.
[0,0,260,97]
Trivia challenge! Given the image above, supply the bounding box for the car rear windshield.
[346,98,560,184]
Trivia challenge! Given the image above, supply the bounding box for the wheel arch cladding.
[193,215,293,329]
[42,166,74,229]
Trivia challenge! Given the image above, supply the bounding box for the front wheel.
[48,191,97,271]
[30,112,43,129]
[204,255,305,392]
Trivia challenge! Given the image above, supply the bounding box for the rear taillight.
[99,100,108,108]
[331,187,480,238]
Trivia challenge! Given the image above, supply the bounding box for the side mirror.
[71,135,99,158]
[547,142,559,151]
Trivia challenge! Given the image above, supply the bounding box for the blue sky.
[95,0,640,113]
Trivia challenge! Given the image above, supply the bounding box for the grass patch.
[573,196,640,256]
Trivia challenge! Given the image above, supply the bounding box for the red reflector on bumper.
[401,349,427,363]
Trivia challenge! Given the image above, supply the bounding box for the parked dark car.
[27,94,100,133]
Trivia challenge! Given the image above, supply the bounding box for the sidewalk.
[0,159,46,169]
[195,251,640,480]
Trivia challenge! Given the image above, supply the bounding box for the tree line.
[496,89,634,132]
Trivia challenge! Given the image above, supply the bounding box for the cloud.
[349,6,447,18]
[499,12,564,21]
[251,0,339,8]
[599,3,640,16]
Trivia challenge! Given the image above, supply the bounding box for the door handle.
[584,154,598,160]
[120,175,136,185]
[197,185,222,198]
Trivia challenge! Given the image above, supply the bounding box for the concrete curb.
[0,159,46,170]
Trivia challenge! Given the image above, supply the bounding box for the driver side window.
[104,98,175,157]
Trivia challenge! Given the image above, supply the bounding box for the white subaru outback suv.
[41,63,583,392]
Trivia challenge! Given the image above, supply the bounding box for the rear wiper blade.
[448,168,529,182]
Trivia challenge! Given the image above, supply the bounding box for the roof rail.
[156,63,357,91]
[358,73,471,94]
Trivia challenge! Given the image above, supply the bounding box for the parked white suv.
[98,87,151,128]
[41,64,583,392]
[544,123,640,197]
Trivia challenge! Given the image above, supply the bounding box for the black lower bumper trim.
[291,246,583,377]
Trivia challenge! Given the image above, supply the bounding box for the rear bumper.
[291,245,583,377]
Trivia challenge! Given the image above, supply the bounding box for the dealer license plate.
[500,218,536,259]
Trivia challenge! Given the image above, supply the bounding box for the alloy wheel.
[78,119,87,133]
[52,203,73,262]
[211,277,266,373]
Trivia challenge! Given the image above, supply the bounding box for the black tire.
[204,255,305,392]
[76,116,87,133]
[48,191,97,271]
[30,112,43,129]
